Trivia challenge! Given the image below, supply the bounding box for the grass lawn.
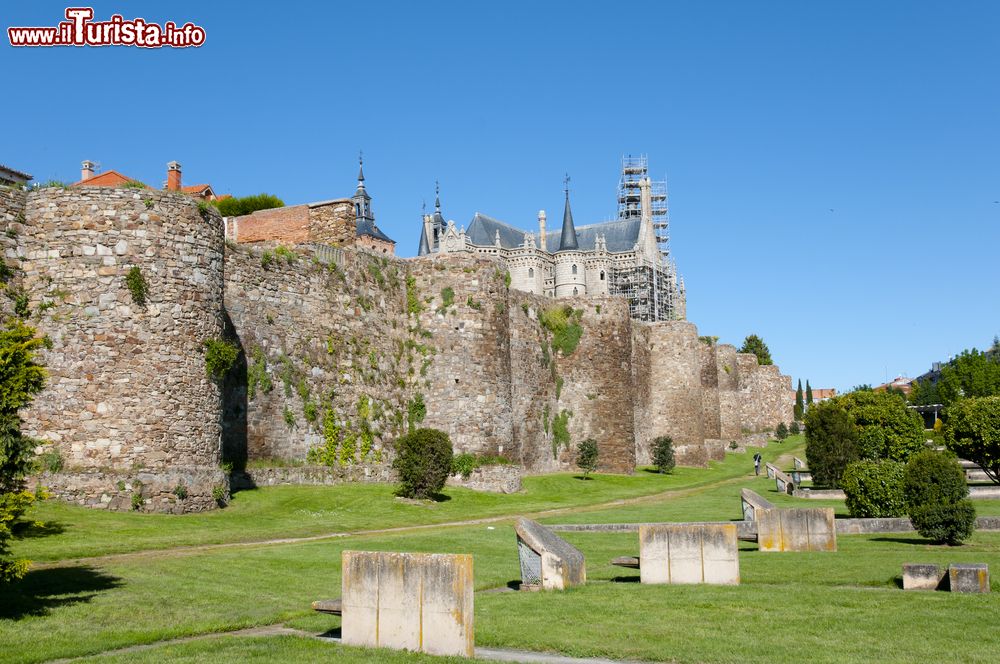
[16,438,799,562]
[4,433,1000,664]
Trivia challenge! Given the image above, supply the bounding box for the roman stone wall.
[0,186,26,320]
[15,187,228,508]
[737,354,794,432]
[222,243,412,467]
[408,255,513,457]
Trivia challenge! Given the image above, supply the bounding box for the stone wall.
[16,187,227,508]
[0,186,27,320]
[228,200,355,246]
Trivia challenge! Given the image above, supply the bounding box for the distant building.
[0,163,32,187]
[790,387,837,405]
[71,160,225,200]
[417,155,685,322]
[874,376,913,396]
[226,156,396,255]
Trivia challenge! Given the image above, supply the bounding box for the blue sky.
[3,1,998,392]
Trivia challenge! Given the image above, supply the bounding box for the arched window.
[571,264,578,275]
[528,267,534,278]
[600,271,605,281]
[573,287,579,295]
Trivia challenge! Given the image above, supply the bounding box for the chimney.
[538,210,547,251]
[81,160,96,181]
[166,161,182,191]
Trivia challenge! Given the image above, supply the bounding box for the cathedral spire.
[435,180,441,212]
[558,173,578,251]
[357,150,365,183]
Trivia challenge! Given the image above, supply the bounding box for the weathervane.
[564,173,571,194]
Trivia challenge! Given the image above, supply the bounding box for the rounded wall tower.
[553,251,587,297]
[17,186,227,512]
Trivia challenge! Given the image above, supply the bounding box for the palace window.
[528,267,534,278]
[600,271,605,281]
[571,264,578,275]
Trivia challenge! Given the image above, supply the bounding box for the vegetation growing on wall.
[551,409,572,460]
[124,266,148,306]
[247,347,272,399]
[406,276,422,314]
[203,338,240,380]
[540,304,584,356]
[212,193,284,218]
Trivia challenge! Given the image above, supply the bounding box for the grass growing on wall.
[539,304,584,356]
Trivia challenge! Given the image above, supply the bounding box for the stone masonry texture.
[10,186,793,511]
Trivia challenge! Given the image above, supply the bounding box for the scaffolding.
[612,155,684,322]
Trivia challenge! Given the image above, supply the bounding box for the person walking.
[753,452,762,476]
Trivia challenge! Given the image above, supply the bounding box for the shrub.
[652,436,675,474]
[212,484,227,507]
[407,393,426,429]
[838,390,925,462]
[213,193,284,217]
[131,492,144,511]
[124,266,149,306]
[804,400,859,488]
[172,484,188,500]
[904,450,976,545]
[790,420,800,435]
[551,409,572,459]
[405,276,423,315]
[123,180,146,189]
[841,459,906,518]
[273,245,297,264]
[577,438,599,477]
[775,422,789,440]
[451,452,477,479]
[392,428,453,499]
[260,251,274,268]
[440,287,455,308]
[203,338,240,380]
[944,395,1000,484]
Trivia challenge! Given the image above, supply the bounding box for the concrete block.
[903,563,944,590]
[774,469,795,495]
[948,564,990,594]
[514,517,586,590]
[793,457,805,470]
[765,462,778,479]
[757,508,837,552]
[639,523,739,585]
[341,550,474,657]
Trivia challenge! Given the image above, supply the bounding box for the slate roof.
[465,212,641,253]
[356,217,394,243]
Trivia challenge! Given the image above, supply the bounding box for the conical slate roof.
[417,221,431,256]
[558,190,578,251]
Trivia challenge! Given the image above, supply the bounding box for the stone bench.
[903,563,990,593]
[789,469,812,484]
[765,462,779,479]
[341,550,474,657]
[514,517,586,590]
[741,488,776,521]
[793,457,806,470]
[773,468,796,495]
[638,523,740,585]
[756,508,837,552]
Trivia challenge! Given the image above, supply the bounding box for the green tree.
[838,389,925,462]
[391,428,453,499]
[944,395,1000,484]
[908,378,941,406]
[651,436,675,474]
[212,193,284,218]
[577,438,599,477]
[0,320,48,583]
[804,400,859,488]
[775,422,789,440]
[739,334,773,366]
[795,379,804,421]
[904,450,976,545]
[805,380,814,405]
[936,349,1000,406]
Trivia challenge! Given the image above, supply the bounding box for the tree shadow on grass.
[0,566,122,620]
[573,476,594,481]
[870,536,934,546]
[12,520,66,539]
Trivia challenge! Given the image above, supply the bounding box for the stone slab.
[793,457,806,470]
[341,550,474,657]
[902,564,944,590]
[311,598,344,614]
[639,523,739,585]
[514,517,586,590]
[949,564,990,594]
[740,488,776,522]
[611,556,640,569]
[773,468,796,495]
[756,508,837,552]
[765,462,778,479]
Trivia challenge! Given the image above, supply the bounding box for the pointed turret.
[558,174,578,251]
[417,220,431,256]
